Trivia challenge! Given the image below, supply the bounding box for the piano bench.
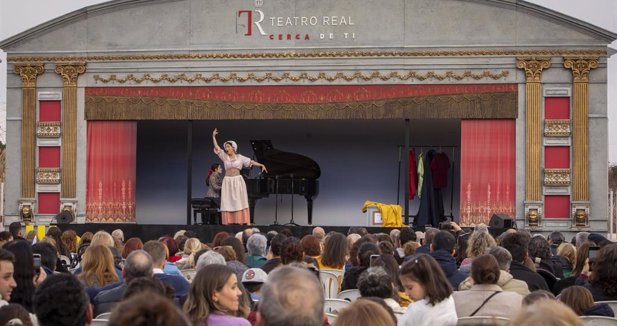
[193,208,220,225]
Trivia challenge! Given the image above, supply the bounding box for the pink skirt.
[220,175,250,224]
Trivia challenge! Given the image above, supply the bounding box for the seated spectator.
[121,237,144,259]
[398,254,457,326]
[159,236,182,263]
[0,231,13,248]
[4,240,46,312]
[575,232,590,248]
[529,235,563,280]
[0,303,34,326]
[342,242,380,291]
[548,231,565,256]
[183,264,250,326]
[93,249,154,316]
[459,226,496,275]
[32,242,58,277]
[522,290,556,306]
[414,228,438,254]
[333,299,395,326]
[429,231,466,289]
[212,232,230,248]
[8,222,24,241]
[109,292,190,326]
[280,237,304,265]
[559,285,614,317]
[556,243,576,278]
[111,229,124,244]
[553,242,591,295]
[357,267,405,313]
[584,243,617,301]
[91,231,115,248]
[261,234,286,274]
[256,265,324,326]
[301,235,322,259]
[318,232,347,271]
[500,233,549,291]
[78,245,120,288]
[195,250,226,271]
[0,248,17,306]
[312,227,326,243]
[453,254,523,318]
[216,245,248,280]
[222,236,248,266]
[246,234,268,268]
[241,267,267,302]
[143,240,190,302]
[122,277,174,301]
[33,273,93,326]
[458,246,529,296]
[510,299,583,326]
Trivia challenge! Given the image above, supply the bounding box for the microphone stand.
[285,174,299,226]
[271,175,280,226]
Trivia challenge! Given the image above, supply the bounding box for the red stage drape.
[460,120,516,225]
[86,121,137,222]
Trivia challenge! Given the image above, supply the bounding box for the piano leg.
[306,197,314,226]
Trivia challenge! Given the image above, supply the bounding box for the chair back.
[181,269,197,283]
[394,311,405,321]
[580,316,617,326]
[596,301,617,316]
[95,312,112,320]
[319,270,342,299]
[90,319,109,326]
[324,298,351,315]
[337,289,361,302]
[457,316,510,326]
[325,312,337,324]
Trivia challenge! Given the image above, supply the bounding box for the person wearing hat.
[241,267,267,302]
[212,128,268,225]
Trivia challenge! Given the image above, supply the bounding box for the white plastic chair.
[580,316,617,326]
[337,289,361,302]
[457,316,510,326]
[90,319,109,326]
[394,311,405,321]
[325,312,337,324]
[323,298,351,315]
[95,312,112,320]
[596,301,617,316]
[319,270,342,299]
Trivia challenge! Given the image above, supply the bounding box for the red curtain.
[86,121,137,222]
[460,120,516,225]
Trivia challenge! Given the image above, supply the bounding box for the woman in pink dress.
[212,128,267,225]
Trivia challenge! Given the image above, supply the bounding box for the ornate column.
[516,58,551,206]
[564,57,598,225]
[14,64,45,199]
[55,63,86,199]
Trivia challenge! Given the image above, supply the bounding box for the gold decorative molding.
[14,63,45,198]
[516,57,551,82]
[36,168,61,184]
[564,57,598,202]
[544,119,571,138]
[517,58,551,202]
[14,64,45,88]
[7,48,607,63]
[55,63,86,199]
[92,70,511,84]
[85,92,518,120]
[37,121,61,138]
[563,57,599,83]
[55,63,86,87]
[544,168,571,187]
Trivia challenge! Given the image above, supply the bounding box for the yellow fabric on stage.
[37,225,46,240]
[25,224,34,237]
[361,201,403,227]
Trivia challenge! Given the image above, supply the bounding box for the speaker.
[55,210,75,224]
[489,213,514,229]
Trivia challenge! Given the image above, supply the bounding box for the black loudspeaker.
[55,210,75,224]
[489,213,514,229]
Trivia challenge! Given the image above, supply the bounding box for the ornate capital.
[516,57,551,82]
[36,168,61,184]
[544,119,571,138]
[544,168,571,187]
[55,62,86,86]
[563,57,599,83]
[14,64,45,88]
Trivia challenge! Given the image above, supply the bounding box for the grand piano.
[246,140,320,225]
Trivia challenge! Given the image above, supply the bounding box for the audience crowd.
[0,220,616,326]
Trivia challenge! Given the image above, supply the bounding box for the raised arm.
[251,160,268,173]
[212,128,221,153]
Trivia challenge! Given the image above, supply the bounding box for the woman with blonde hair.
[333,299,396,326]
[556,243,576,278]
[177,238,203,270]
[559,285,614,317]
[459,227,496,274]
[509,299,583,326]
[78,245,119,288]
[91,231,115,248]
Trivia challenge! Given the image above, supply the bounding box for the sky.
[0,0,616,160]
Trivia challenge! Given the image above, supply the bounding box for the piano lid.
[250,140,321,179]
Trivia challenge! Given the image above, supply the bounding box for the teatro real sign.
[237,0,357,42]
